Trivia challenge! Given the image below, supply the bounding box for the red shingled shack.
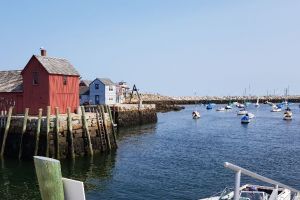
[0,49,80,115]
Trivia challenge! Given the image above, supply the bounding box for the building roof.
[0,70,23,92]
[80,86,90,95]
[34,55,80,76]
[80,80,92,87]
[96,78,115,86]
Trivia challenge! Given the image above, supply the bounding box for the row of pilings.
[0,105,117,160]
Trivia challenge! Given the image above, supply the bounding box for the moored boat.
[216,107,225,112]
[192,111,200,119]
[241,114,250,123]
[225,105,232,110]
[206,104,213,110]
[237,109,248,115]
[271,105,282,112]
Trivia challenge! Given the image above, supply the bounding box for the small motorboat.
[283,107,292,120]
[192,111,200,119]
[225,105,232,110]
[271,105,282,112]
[236,103,245,108]
[248,112,255,119]
[237,109,248,115]
[206,104,213,110]
[216,107,225,112]
[241,114,250,123]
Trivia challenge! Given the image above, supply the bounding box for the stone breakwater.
[112,104,157,128]
[0,109,116,160]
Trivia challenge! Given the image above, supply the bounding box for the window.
[95,84,99,89]
[33,72,39,85]
[63,76,67,85]
[109,97,113,101]
[109,85,113,91]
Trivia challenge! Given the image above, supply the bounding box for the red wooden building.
[0,49,80,115]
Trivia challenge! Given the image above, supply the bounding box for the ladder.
[95,108,107,151]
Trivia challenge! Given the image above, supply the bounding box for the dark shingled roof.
[0,70,23,92]
[34,55,80,76]
[80,86,90,95]
[80,80,92,87]
[96,78,115,86]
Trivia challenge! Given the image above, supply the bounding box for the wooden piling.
[55,107,60,159]
[67,107,75,159]
[34,108,43,156]
[46,106,51,157]
[18,108,29,160]
[107,105,118,148]
[0,106,13,158]
[34,156,64,200]
[81,106,93,156]
[100,105,111,150]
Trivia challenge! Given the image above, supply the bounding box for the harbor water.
[1,104,300,199]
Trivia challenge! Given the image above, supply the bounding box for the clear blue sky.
[0,0,299,96]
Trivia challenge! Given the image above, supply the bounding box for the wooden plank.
[0,106,13,158]
[55,107,60,159]
[62,178,86,200]
[18,108,29,160]
[46,106,51,157]
[67,107,75,159]
[81,106,93,156]
[34,156,64,200]
[34,108,43,156]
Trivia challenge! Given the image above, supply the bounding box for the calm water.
[1,104,300,200]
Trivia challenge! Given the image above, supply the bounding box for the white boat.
[225,105,232,110]
[248,112,255,119]
[236,103,245,108]
[199,162,299,200]
[271,106,282,112]
[283,109,292,120]
[216,107,226,112]
[254,98,259,107]
[237,109,248,115]
[192,111,200,119]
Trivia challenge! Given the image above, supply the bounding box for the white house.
[116,81,130,103]
[89,78,116,105]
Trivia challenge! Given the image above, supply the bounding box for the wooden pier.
[0,105,117,160]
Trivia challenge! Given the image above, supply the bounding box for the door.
[95,95,99,104]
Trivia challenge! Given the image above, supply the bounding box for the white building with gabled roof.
[89,78,116,105]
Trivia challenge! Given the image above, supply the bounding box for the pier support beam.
[34,156,64,200]
[234,170,241,200]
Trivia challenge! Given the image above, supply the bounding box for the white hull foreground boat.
[199,162,300,200]
[192,111,200,119]
[283,111,292,120]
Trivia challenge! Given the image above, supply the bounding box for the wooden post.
[0,106,13,158]
[99,105,111,150]
[107,105,118,148]
[34,108,43,156]
[46,106,51,157]
[34,156,64,200]
[18,108,29,160]
[55,107,60,159]
[67,107,75,159]
[81,106,93,156]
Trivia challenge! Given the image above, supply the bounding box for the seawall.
[111,104,157,128]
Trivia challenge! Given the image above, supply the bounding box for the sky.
[0,0,299,96]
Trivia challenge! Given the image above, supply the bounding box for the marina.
[1,104,300,199]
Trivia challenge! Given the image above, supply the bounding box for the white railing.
[224,162,300,200]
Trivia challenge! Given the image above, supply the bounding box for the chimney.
[40,47,47,56]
